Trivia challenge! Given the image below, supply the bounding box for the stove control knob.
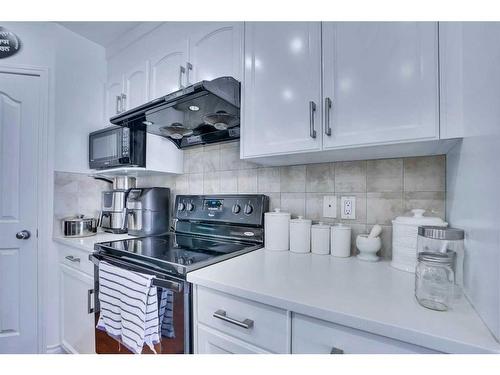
[186,202,195,211]
[177,202,186,211]
[244,204,253,215]
[232,204,241,214]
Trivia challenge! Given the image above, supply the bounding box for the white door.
[322,22,439,149]
[188,22,243,82]
[196,325,270,354]
[150,39,189,99]
[105,75,124,121]
[123,61,150,111]
[0,71,40,353]
[241,22,322,158]
[60,265,95,354]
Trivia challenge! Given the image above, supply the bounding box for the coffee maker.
[98,177,136,234]
[126,187,170,236]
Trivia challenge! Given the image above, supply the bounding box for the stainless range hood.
[110,77,240,149]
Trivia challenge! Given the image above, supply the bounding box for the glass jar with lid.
[415,251,456,311]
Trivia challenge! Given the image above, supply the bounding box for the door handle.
[324,97,332,136]
[16,230,31,240]
[309,101,317,139]
[179,65,186,89]
[213,309,254,329]
[186,62,193,86]
[87,289,94,314]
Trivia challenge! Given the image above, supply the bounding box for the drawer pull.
[213,309,254,330]
[87,289,94,314]
[65,255,81,263]
[330,347,344,354]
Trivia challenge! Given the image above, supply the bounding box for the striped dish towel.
[159,288,175,338]
[96,261,160,354]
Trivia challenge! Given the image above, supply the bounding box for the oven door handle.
[90,253,183,292]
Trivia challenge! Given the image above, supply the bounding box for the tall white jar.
[264,208,291,251]
[289,216,312,253]
[311,222,330,255]
[331,224,351,257]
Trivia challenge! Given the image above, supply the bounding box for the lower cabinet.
[60,263,95,354]
[291,314,439,354]
[193,286,440,354]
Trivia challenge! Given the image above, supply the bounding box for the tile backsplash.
[53,171,111,236]
[137,142,446,259]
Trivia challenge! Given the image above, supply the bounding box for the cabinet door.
[150,39,189,99]
[105,76,124,121]
[123,61,150,111]
[322,22,439,149]
[60,264,95,354]
[196,324,270,354]
[188,22,243,83]
[241,22,322,157]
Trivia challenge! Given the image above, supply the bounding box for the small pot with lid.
[62,215,98,238]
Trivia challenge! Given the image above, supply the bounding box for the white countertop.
[53,231,135,252]
[187,248,500,354]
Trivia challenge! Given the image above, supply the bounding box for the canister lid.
[312,221,330,230]
[265,208,291,217]
[290,216,312,224]
[418,226,464,240]
[418,250,456,264]
[393,209,447,226]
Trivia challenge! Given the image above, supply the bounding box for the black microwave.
[89,126,146,169]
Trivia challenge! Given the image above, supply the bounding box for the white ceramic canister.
[311,222,331,255]
[289,216,312,253]
[264,208,291,251]
[391,209,447,273]
[331,224,351,257]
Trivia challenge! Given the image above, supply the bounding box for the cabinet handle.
[330,346,344,354]
[65,255,81,263]
[213,309,254,329]
[186,62,193,86]
[120,93,127,112]
[309,101,317,139]
[179,65,186,89]
[115,95,122,114]
[87,289,94,314]
[324,97,332,136]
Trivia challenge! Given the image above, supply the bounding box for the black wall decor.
[0,27,21,58]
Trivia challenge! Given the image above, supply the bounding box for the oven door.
[89,252,191,354]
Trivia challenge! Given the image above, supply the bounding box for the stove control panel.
[175,194,269,226]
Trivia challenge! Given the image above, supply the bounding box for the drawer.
[196,286,288,353]
[58,243,94,276]
[292,314,439,354]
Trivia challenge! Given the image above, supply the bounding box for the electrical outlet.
[323,195,337,218]
[341,196,356,220]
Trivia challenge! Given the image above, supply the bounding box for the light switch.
[341,196,356,220]
[323,195,337,218]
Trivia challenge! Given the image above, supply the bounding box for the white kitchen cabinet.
[150,39,189,99]
[123,61,150,111]
[188,23,243,82]
[291,314,439,354]
[60,264,95,354]
[241,22,322,157]
[105,74,124,121]
[322,22,439,149]
[196,324,271,354]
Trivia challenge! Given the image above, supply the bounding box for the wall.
[444,23,500,340]
[138,143,446,258]
[0,22,106,352]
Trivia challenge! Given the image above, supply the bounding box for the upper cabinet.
[322,22,439,149]
[241,22,448,163]
[123,61,150,111]
[241,22,322,157]
[188,23,243,82]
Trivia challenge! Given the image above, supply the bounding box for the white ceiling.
[57,22,142,47]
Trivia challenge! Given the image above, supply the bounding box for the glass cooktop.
[95,232,260,277]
